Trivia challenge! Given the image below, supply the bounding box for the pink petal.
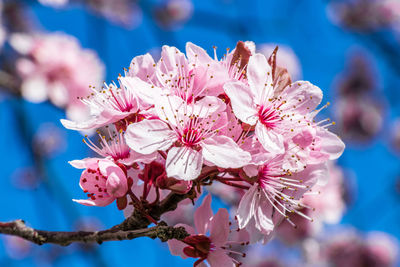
[128,53,155,81]
[194,194,213,235]
[207,248,235,267]
[317,128,345,160]
[210,208,230,246]
[292,127,316,148]
[159,45,188,74]
[223,81,258,125]
[125,119,176,154]
[236,184,258,228]
[166,147,203,181]
[246,53,273,103]
[201,135,251,168]
[105,172,128,198]
[98,159,128,198]
[98,159,125,178]
[255,122,284,155]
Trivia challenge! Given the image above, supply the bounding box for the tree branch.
[0,220,188,246]
[0,191,195,246]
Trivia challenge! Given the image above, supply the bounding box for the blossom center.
[258,105,280,129]
[180,126,203,147]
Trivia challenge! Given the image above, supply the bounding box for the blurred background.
[1,0,400,266]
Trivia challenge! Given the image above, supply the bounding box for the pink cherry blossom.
[168,194,246,266]
[10,33,104,120]
[69,158,128,206]
[60,76,156,131]
[236,154,327,241]
[224,53,324,154]
[125,94,251,180]
[83,127,157,165]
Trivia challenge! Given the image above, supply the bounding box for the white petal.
[318,128,345,160]
[125,119,176,154]
[281,81,323,115]
[166,147,203,181]
[223,81,258,125]
[186,42,213,65]
[236,184,258,228]
[255,122,284,154]
[201,135,251,168]
[192,96,226,118]
[119,76,161,108]
[254,197,274,234]
[155,95,185,126]
[247,53,273,103]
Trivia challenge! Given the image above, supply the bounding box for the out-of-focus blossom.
[33,123,66,158]
[0,0,6,50]
[154,0,193,30]
[335,53,377,97]
[318,229,399,267]
[38,0,68,8]
[10,32,104,120]
[11,167,41,190]
[327,0,400,31]
[86,0,143,28]
[390,118,400,154]
[335,96,383,142]
[3,235,32,260]
[257,44,302,81]
[161,198,195,226]
[333,52,384,143]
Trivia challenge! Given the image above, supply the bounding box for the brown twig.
[0,220,188,246]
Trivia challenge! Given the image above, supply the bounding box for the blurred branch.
[0,70,21,97]
[0,220,188,246]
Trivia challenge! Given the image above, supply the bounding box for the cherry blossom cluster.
[61,41,345,266]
